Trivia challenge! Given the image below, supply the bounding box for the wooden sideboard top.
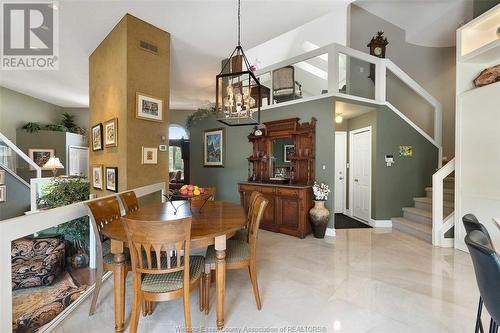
[238,181,312,189]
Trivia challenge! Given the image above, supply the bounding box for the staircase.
[392,176,454,243]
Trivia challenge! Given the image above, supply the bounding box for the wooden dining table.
[101,200,246,332]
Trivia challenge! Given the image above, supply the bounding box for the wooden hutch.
[238,117,316,238]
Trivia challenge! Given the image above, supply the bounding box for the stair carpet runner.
[392,177,454,242]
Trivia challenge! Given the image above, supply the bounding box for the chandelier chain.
[237,0,241,47]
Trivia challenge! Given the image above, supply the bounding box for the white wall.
[245,3,351,70]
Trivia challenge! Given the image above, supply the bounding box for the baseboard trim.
[369,219,392,228]
[344,209,351,216]
[325,227,336,236]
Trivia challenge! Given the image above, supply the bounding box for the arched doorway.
[168,124,190,187]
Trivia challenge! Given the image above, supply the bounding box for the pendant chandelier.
[216,0,261,126]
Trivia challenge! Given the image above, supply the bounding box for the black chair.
[463,214,495,333]
[466,230,500,333]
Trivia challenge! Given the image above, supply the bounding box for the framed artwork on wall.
[203,128,224,167]
[91,123,103,151]
[92,165,103,190]
[284,144,295,163]
[142,147,158,164]
[28,148,55,170]
[105,167,118,192]
[0,170,5,184]
[0,185,5,202]
[399,145,413,157]
[136,93,163,122]
[104,118,118,147]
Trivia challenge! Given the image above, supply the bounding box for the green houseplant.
[37,177,90,254]
[185,107,216,131]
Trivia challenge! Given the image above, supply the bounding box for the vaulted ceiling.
[0,0,342,109]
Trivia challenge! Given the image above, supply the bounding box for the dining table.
[101,200,247,332]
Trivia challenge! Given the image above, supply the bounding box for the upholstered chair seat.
[205,240,250,265]
[141,255,204,293]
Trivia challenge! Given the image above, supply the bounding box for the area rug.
[12,272,87,333]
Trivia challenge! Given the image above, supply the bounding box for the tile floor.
[53,229,481,333]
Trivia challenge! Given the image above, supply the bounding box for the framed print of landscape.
[136,93,163,122]
[203,128,224,167]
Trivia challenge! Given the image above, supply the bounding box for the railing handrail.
[0,132,42,178]
[253,43,443,146]
[0,181,167,333]
[432,158,455,246]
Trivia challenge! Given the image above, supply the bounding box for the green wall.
[373,107,438,220]
[190,97,336,227]
[339,108,438,221]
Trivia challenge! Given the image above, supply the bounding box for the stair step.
[413,197,454,215]
[425,187,455,201]
[403,207,432,224]
[392,217,432,242]
[414,197,454,208]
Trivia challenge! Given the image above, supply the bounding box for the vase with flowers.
[309,182,331,238]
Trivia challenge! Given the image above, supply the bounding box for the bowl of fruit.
[178,184,206,197]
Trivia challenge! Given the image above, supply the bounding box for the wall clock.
[367,31,389,81]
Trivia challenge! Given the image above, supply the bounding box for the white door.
[334,132,347,214]
[351,128,371,222]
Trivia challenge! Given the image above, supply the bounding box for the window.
[169,124,188,140]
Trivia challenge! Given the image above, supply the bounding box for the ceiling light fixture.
[215,0,261,126]
[335,113,343,124]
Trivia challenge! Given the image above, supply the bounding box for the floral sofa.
[11,237,65,290]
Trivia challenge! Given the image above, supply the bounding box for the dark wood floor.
[335,213,372,229]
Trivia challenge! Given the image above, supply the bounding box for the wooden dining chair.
[86,197,131,316]
[120,191,139,213]
[122,216,205,333]
[203,194,268,313]
[233,191,261,241]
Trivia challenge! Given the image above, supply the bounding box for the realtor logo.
[1,1,59,70]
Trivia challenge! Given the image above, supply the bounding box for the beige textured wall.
[89,14,170,195]
[125,15,170,189]
[89,16,128,195]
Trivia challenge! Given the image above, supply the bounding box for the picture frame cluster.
[90,92,164,192]
[92,165,118,192]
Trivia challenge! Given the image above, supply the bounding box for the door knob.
[339,177,344,180]
[354,179,359,182]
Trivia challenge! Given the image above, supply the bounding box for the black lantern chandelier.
[216,0,261,126]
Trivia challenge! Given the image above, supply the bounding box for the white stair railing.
[0,132,42,179]
[254,43,443,158]
[432,158,455,247]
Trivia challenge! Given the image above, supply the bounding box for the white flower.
[312,181,330,201]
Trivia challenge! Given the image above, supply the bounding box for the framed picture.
[284,145,295,163]
[399,145,413,157]
[92,165,103,190]
[105,167,118,192]
[0,185,5,202]
[0,170,5,185]
[136,93,163,122]
[142,147,158,164]
[91,123,103,151]
[104,118,118,147]
[204,128,224,167]
[28,148,55,170]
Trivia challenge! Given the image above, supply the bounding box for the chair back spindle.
[122,217,192,275]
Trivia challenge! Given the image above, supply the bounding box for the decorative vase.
[309,200,330,238]
[71,250,89,269]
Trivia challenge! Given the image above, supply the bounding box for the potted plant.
[37,177,91,267]
[309,181,331,238]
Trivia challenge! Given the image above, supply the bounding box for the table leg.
[215,235,226,330]
[111,241,126,333]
